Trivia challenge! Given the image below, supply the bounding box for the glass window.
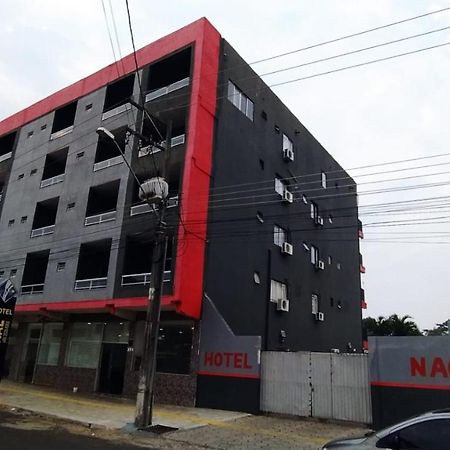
[311,294,319,315]
[103,322,130,343]
[310,202,318,220]
[270,279,287,303]
[273,225,287,247]
[321,171,327,189]
[157,323,193,374]
[37,323,63,366]
[227,80,253,121]
[311,245,319,265]
[274,177,286,195]
[282,134,293,152]
[378,419,450,449]
[65,322,103,369]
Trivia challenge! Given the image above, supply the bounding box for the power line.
[250,6,450,64]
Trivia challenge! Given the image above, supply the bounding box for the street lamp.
[96,126,169,428]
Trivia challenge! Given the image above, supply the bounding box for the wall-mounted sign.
[0,278,17,381]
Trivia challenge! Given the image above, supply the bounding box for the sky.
[0,1,449,330]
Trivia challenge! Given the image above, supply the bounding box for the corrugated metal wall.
[260,351,372,424]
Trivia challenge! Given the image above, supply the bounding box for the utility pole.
[135,121,172,429]
[97,108,172,429]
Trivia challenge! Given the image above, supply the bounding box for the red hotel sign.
[203,352,253,370]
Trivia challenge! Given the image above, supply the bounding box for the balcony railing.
[84,210,116,226]
[145,77,190,102]
[21,283,45,295]
[101,102,132,121]
[138,134,185,157]
[121,271,171,286]
[130,196,179,217]
[31,224,55,238]
[0,152,12,163]
[50,125,73,140]
[40,173,65,188]
[93,155,123,172]
[74,277,108,290]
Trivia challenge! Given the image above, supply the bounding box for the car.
[322,409,450,449]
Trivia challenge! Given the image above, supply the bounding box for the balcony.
[21,283,45,295]
[0,151,12,163]
[101,102,132,121]
[74,277,108,290]
[85,210,116,226]
[138,134,185,157]
[130,195,179,217]
[121,271,171,286]
[93,155,123,172]
[31,224,55,238]
[40,173,65,188]
[50,125,73,140]
[145,77,190,103]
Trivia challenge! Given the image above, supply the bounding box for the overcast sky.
[1,1,449,330]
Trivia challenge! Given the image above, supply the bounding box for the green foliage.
[423,321,449,336]
[363,314,422,338]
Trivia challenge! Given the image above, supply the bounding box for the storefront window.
[156,323,193,374]
[37,323,63,366]
[65,323,103,369]
[103,322,129,343]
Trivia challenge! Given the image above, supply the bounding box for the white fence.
[261,351,372,424]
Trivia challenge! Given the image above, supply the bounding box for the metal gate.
[260,351,372,424]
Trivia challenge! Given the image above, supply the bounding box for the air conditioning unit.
[317,312,325,321]
[282,190,293,203]
[316,216,324,226]
[316,260,325,270]
[283,148,295,162]
[281,242,294,255]
[277,298,290,312]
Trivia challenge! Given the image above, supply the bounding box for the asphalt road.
[0,410,148,450]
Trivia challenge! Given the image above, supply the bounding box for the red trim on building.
[361,301,367,309]
[360,264,366,274]
[371,381,450,391]
[15,295,176,314]
[197,370,260,380]
[6,18,221,321]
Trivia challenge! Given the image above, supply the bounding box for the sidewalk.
[0,380,248,430]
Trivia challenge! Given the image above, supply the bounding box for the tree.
[363,314,422,338]
[424,321,449,336]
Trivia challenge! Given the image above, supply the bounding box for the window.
[65,322,103,368]
[0,270,4,277]
[310,201,319,221]
[321,171,327,189]
[85,103,93,111]
[40,124,47,131]
[30,169,37,175]
[311,245,319,265]
[27,131,34,138]
[302,242,310,251]
[328,255,332,265]
[273,225,287,247]
[8,219,14,227]
[337,262,341,270]
[227,80,254,121]
[302,194,308,204]
[10,269,17,277]
[377,419,450,449]
[56,262,66,272]
[37,323,63,366]
[67,202,75,210]
[17,174,24,180]
[253,272,261,284]
[274,177,287,196]
[20,216,27,223]
[270,279,287,303]
[311,293,319,315]
[282,134,293,152]
[328,214,333,224]
[76,151,84,159]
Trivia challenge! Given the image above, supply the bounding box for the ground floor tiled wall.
[33,365,97,393]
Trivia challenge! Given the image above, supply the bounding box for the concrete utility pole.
[97,117,172,429]
[134,121,172,429]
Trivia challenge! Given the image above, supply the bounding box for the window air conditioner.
[277,298,290,312]
[283,148,295,162]
[281,242,294,255]
[316,260,325,270]
[316,216,324,226]
[282,190,293,203]
[317,312,325,321]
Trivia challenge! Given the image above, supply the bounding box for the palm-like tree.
[363,314,422,337]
